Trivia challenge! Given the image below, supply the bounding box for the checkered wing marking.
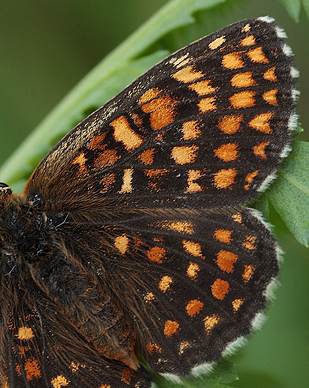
[1,287,151,387]
[25,18,296,210]
[69,207,278,375]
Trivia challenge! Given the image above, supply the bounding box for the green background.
[0,1,308,387]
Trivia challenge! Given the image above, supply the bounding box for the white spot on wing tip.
[258,16,275,24]
[292,89,300,102]
[251,312,267,331]
[291,66,300,79]
[191,362,215,377]
[257,171,277,193]
[280,144,292,159]
[282,43,293,57]
[222,336,247,357]
[247,208,274,233]
[275,26,287,39]
[264,277,280,301]
[288,113,298,132]
[160,373,182,384]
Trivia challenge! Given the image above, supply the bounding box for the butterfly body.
[0,17,297,388]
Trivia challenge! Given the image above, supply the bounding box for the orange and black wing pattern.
[0,17,297,387]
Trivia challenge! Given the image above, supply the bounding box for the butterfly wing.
[25,17,297,211]
[0,279,152,387]
[62,206,278,375]
[16,17,297,383]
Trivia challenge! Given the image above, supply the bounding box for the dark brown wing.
[25,18,297,211]
[62,206,279,375]
[0,277,151,387]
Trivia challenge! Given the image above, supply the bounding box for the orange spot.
[214,229,232,244]
[242,23,251,32]
[131,112,143,127]
[145,168,168,178]
[186,169,202,193]
[232,299,244,311]
[253,141,270,159]
[241,35,256,46]
[187,262,200,279]
[164,221,194,234]
[186,299,204,316]
[222,52,245,69]
[211,279,229,300]
[214,168,237,189]
[263,67,277,82]
[198,97,216,112]
[242,265,256,282]
[247,47,269,63]
[121,368,134,385]
[100,173,116,193]
[171,54,190,68]
[18,345,31,357]
[171,145,198,165]
[138,148,155,165]
[111,115,143,150]
[17,327,34,340]
[218,114,243,134]
[146,343,162,354]
[244,170,259,190]
[172,65,204,83]
[164,320,179,337]
[204,314,220,333]
[242,235,257,250]
[88,132,106,150]
[114,234,129,254]
[229,91,255,109]
[183,240,203,257]
[181,120,201,140]
[24,358,41,381]
[159,276,173,292]
[16,365,21,376]
[145,168,168,191]
[141,94,177,131]
[231,71,256,88]
[69,362,80,373]
[188,79,217,96]
[209,35,226,49]
[249,112,274,133]
[214,143,238,162]
[139,87,161,104]
[118,169,133,193]
[94,149,120,168]
[147,246,166,263]
[232,213,242,223]
[72,152,87,173]
[144,292,155,302]
[51,374,70,388]
[179,341,190,354]
[216,250,238,273]
[263,89,278,105]
[98,385,111,388]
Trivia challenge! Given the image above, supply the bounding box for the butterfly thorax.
[0,190,58,263]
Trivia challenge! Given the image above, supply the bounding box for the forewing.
[25,18,297,210]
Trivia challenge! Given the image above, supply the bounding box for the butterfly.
[0,16,298,388]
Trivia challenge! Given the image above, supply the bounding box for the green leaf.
[277,0,301,22]
[302,0,309,20]
[0,0,227,191]
[268,140,309,246]
[153,359,238,387]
